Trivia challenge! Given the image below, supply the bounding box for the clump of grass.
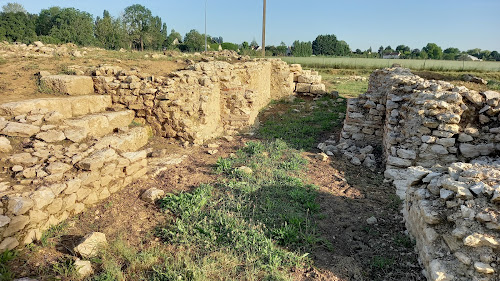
[59,66,77,75]
[40,222,68,247]
[0,250,16,281]
[257,95,345,150]
[157,140,326,280]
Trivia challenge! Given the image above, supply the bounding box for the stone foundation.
[336,68,500,280]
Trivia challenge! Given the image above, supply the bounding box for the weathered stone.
[8,197,34,215]
[397,149,416,160]
[315,153,328,162]
[3,215,29,237]
[40,75,94,96]
[74,232,107,258]
[0,136,12,152]
[1,122,40,137]
[30,189,55,209]
[36,130,65,142]
[74,259,93,277]
[473,262,495,274]
[236,166,253,174]
[0,215,11,227]
[77,148,117,171]
[387,156,412,167]
[45,162,72,175]
[141,188,165,203]
[459,143,480,158]
[463,233,500,249]
[429,259,454,281]
[0,237,19,252]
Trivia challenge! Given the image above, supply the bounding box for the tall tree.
[443,47,460,60]
[312,34,337,55]
[36,7,94,46]
[2,2,26,13]
[183,29,204,52]
[123,4,153,51]
[292,40,312,57]
[0,10,37,43]
[166,29,182,49]
[422,43,443,59]
[95,10,128,50]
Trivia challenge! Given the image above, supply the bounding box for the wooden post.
[262,0,266,57]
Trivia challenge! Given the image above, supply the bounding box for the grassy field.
[282,57,500,72]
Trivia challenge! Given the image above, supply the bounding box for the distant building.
[172,38,180,46]
[383,52,401,59]
[467,54,482,61]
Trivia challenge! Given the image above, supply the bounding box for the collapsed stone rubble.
[337,67,500,281]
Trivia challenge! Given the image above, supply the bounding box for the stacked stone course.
[0,95,150,251]
[289,64,327,95]
[93,59,300,144]
[336,67,500,280]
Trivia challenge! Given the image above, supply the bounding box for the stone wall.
[93,59,301,144]
[335,68,500,280]
[0,95,150,251]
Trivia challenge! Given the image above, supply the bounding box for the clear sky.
[5,0,500,52]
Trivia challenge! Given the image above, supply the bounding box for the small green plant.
[40,222,68,247]
[52,258,77,279]
[38,82,54,94]
[215,157,232,174]
[394,233,415,249]
[0,250,16,281]
[371,256,394,269]
[388,194,403,211]
[59,66,77,75]
[242,141,265,155]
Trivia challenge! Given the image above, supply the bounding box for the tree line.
[1,2,499,61]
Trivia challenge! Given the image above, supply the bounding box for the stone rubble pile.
[0,41,89,58]
[289,64,327,95]
[336,67,500,280]
[93,59,297,144]
[0,95,150,252]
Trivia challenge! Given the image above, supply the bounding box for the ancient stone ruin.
[0,59,326,252]
[334,68,500,281]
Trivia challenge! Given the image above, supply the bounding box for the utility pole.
[262,0,266,57]
[204,0,207,53]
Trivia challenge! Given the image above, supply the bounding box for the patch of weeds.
[38,82,54,94]
[394,233,415,249]
[0,57,6,65]
[388,194,403,211]
[371,256,394,269]
[40,222,68,247]
[215,157,233,174]
[257,96,345,150]
[52,258,78,279]
[0,250,16,281]
[59,66,77,75]
[487,79,500,91]
[129,120,143,127]
[157,140,323,279]
[21,63,39,71]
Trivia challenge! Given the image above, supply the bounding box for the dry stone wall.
[93,59,307,144]
[0,95,150,252]
[336,67,500,280]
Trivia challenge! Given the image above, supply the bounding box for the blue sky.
[5,0,500,51]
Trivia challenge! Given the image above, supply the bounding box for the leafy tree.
[490,51,500,61]
[221,42,238,51]
[250,39,258,48]
[2,2,26,13]
[336,40,350,56]
[378,46,384,57]
[419,50,428,59]
[274,41,288,56]
[443,47,460,60]
[241,41,249,50]
[36,7,94,46]
[396,45,410,53]
[312,34,337,55]
[410,48,421,59]
[183,29,204,52]
[123,4,153,51]
[95,10,128,50]
[422,43,442,59]
[0,10,37,43]
[165,29,182,49]
[384,45,393,53]
[291,40,312,57]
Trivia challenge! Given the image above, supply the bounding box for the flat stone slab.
[40,75,94,96]
[0,95,111,118]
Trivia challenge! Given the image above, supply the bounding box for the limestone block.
[77,148,117,171]
[40,75,94,96]
[30,189,55,209]
[3,215,29,237]
[36,130,65,142]
[295,83,311,93]
[297,74,321,84]
[310,84,326,95]
[141,188,165,203]
[0,237,19,252]
[7,197,34,215]
[74,232,107,258]
[1,122,40,137]
[0,215,11,227]
[0,137,12,152]
[387,156,412,167]
[74,259,93,277]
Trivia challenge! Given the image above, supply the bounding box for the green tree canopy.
[183,29,204,52]
[2,2,26,13]
[422,43,442,59]
[95,10,128,50]
[123,4,153,51]
[0,10,37,43]
[292,40,312,57]
[35,7,94,45]
[443,47,460,60]
[312,34,337,55]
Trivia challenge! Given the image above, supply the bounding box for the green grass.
[0,250,16,281]
[40,222,68,247]
[282,57,500,71]
[154,140,326,280]
[257,95,345,150]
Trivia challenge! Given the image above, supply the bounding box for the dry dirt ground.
[3,53,425,280]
